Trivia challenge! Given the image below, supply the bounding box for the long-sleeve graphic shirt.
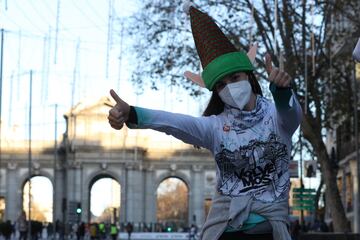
[127,84,302,203]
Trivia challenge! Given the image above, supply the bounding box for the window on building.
[345,173,353,212]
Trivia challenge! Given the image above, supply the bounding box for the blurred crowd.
[0,211,333,240]
[0,216,199,240]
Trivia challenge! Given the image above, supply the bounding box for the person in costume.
[107,3,302,240]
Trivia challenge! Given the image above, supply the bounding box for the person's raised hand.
[108,89,130,130]
[265,53,291,88]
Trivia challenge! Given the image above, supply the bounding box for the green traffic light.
[167,227,172,232]
[76,202,82,214]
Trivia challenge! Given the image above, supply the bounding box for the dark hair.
[202,71,262,117]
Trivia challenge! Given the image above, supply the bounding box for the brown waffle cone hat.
[184,3,254,90]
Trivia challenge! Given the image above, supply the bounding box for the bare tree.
[157,178,188,227]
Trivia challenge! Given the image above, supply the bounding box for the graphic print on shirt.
[215,133,289,201]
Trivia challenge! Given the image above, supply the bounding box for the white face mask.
[218,80,252,110]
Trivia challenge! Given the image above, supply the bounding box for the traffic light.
[166,227,172,232]
[76,202,82,214]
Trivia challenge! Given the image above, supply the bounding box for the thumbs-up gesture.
[265,53,291,88]
[108,89,130,130]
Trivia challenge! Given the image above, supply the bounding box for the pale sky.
[0,0,210,142]
[23,176,53,222]
[91,178,120,217]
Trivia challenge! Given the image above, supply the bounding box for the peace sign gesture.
[108,89,130,130]
[265,53,292,88]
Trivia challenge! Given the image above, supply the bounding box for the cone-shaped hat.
[187,5,254,90]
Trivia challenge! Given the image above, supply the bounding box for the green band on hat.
[202,52,254,90]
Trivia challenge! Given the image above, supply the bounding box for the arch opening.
[156,177,189,232]
[23,176,53,222]
[0,196,5,221]
[89,176,121,223]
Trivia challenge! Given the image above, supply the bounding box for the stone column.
[74,162,82,202]
[119,167,127,223]
[53,165,65,222]
[65,163,77,225]
[144,165,156,223]
[67,166,76,202]
[71,162,83,222]
[191,165,205,227]
[5,163,21,222]
[75,163,85,222]
[125,163,145,222]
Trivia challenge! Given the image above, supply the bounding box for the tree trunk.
[302,115,351,232]
[314,177,324,219]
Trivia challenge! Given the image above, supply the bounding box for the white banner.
[118,232,191,240]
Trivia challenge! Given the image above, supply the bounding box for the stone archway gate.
[0,97,217,228]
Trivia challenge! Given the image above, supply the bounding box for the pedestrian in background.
[125,222,133,240]
[110,223,118,240]
[77,222,85,240]
[1,220,13,240]
[89,223,98,240]
[17,211,27,240]
[189,224,197,240]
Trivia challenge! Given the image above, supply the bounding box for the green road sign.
[292,187,316,210]
[292,194,316,199]
[293,199,315,205]
[291,206,315,211]
[293,188,316,193]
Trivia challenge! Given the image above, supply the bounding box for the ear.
[184,71,206,88]
[247,42,258,64]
